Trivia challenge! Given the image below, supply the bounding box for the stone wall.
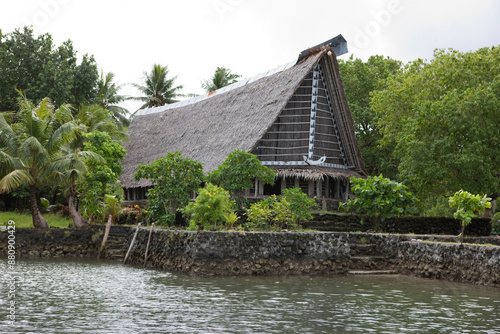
[0,226,103,258]
[397,241,500,286]
[1,227,499,287]
[125,230,350,276]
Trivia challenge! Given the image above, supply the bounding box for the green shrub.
[339,174,418,220]
[245,197,275,230]
[183,183,237,230]
[245,188,316,230]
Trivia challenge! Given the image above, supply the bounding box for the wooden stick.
[143,223,155,268]
[123,222,142,264]
[97,215,113,260]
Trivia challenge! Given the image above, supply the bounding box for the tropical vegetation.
[339,175,418,220]
[201,66,241,93]
[0,26,498,231]
[133,151,204,225]
[130,64,183,111]
[449,190,491,241]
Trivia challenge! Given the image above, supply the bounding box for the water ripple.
[0,258,499,333]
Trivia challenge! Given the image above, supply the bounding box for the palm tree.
[72,104,128,149]
[47,146,103,228]
[95,71,130,126]
[130,64,183,111]
[201,67,241,93]
[0,95,75,229]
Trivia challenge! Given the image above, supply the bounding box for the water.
[1,258,499,333]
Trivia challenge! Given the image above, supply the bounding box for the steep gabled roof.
[121,37,366,188]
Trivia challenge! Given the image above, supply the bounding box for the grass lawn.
[0,211,71,228]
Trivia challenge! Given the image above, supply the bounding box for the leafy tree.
[130,64,183,111]
[372,47,500,207]
[133,151,204,224]
[449,190,491,241]
[95,71,130,126]
[0,95,75,228]
[79,131,126,223]
[338,55,402,177]
[201,66,241,93]
[0,27,99,111]
[184,183,236,230]
[339,174,418,221]
[207,149,275,207]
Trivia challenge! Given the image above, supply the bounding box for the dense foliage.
[371,47,500,208]
[0,27,99,111]
[340,175,418,220]
[0,95,99,228]
[338,55,402,177]
[133,151,204,225]
[79,131,126,223]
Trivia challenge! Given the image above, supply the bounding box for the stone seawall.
[0,226,104,258]
[1,227,499,287]
[125,230,351,276]
[397,241,500,286]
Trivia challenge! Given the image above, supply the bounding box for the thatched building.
[121,35,367,208]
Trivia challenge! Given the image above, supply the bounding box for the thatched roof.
[122,37,366,188]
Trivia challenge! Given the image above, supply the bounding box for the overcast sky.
[1,0,499,113]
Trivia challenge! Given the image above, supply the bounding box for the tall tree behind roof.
[129,64,183,111]
[201,67,241,93]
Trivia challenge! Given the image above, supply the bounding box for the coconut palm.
[0,95,75,229]
[130,64,183,111]
[95,71,130,126]
[72,104,128,149]
[47,146,103,228]
[201,67,241,93]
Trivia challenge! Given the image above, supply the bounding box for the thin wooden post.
[143,223,155,268]
[123,222,142,264]
[97,215,113,260]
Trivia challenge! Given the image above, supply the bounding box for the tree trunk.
[68,187,89,228]
[30,184,49,229]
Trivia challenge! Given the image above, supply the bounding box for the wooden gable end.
[251,61,348,169]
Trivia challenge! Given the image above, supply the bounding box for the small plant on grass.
[449,189,491,243]
[183,183,237,230]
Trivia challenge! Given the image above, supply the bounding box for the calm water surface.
[1,258,499,333]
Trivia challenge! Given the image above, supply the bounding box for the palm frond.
[0,169,32,193]
[47,122,76,155]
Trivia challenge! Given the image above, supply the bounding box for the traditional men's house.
[121,35,367,208]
